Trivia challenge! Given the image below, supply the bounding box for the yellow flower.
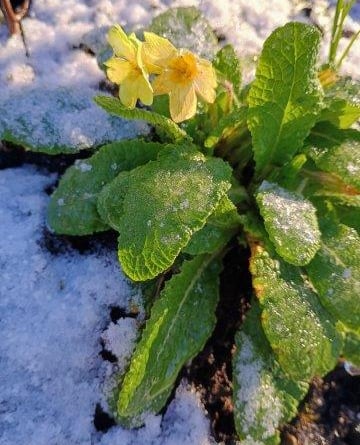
[142,32,217,123]
[105,25,153,108]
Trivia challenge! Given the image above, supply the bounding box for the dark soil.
[1,146,359,444]
[183,241,252,444]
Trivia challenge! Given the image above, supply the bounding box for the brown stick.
[0,0,30,35]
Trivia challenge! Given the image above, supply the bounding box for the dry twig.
[0,0,30,35]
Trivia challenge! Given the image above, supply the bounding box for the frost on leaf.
[306,216,360,331]
[233,305,308,445]
[249,240,341,381]
[0,87,147,154]
[100,146,231,281]
[48,140,164,235]
[248,22,322,174]
[116,254,221,427]
[256,181,321,266]
[148,7,219,60]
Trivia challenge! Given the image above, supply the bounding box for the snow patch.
[234,333,282,439]
[101,319,138,362]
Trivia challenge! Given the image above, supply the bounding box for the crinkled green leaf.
[249,240,341,381]
[306,215,360,330]
[99,146,232,281]
[256,181,321,266]
[94,95,188,142]
[47,140,164,235]
[307,122,360,190]
[213,44,242,95]
[148,7,218,59]
[248,23,322,174]
[233,304,308,445]
[183,195,241,255]
[319,77,360,129]
[117,254,222,426]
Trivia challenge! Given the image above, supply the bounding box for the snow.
[101,319,138,363]
[0,166,213,445]
[234,333,282,440]
[0,1,359,444]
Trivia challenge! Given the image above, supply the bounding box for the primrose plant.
[37,5,359,444]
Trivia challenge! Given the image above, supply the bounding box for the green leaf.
[320,100,360,129]
[306,216,360,331]
[233,304,308,445]
[204,107,248,149]
[341,328,360,367]
[274,154,307,190]
[332,196,360,234]
[213,44,242,95]
[94,96,189,142]
[337,207,360,234]
[98,146,232,281]
[148,7,218,60]
[311,193,360,233]
[307,122,360,191]
[183,195,241,255]
[47,140,164,235]
[116,254,222,427]
[248,23,322,174]
[97,170,131,231]
[256,181,321,266]
[249,240,341,381]
[319,77,360,129]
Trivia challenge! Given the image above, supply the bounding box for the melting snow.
[0,166,213,445]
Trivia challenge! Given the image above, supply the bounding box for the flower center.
[170,53,198,83]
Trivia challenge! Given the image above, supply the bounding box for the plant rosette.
[20,4,360,444]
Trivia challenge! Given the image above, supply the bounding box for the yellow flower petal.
[194,59,217,103]
[118,73,153,108]
[137,76,154,106]
[152,71,173,95]
[142,32,178,74]
[107,25,136,62]
[169,85,197,122]
[119,80,138,109]
[105,58,133,84]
